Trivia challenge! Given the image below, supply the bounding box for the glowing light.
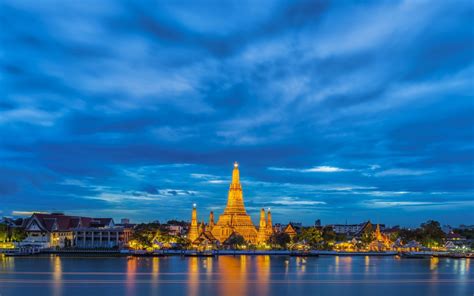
[0,242,15,249]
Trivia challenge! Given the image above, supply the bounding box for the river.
[0,255,472,296]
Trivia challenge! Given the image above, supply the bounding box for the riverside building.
[21,213,132,248]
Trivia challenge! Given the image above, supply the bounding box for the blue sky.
[1,0,473,226]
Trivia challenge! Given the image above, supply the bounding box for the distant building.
[315,219,321,227]
[22,213,132,249]
[121,218,130,224]
[167,225,183,236]
[328,221,385,236]
[284,224,297,239]
[445,232,466,242]
[288,222,302,229]
[273,223,283,233]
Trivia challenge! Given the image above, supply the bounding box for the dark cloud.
[0,0,473,225]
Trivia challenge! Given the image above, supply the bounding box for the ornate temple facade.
[368,224,392,251]
[188,162,267,245]
[211,162,258,243]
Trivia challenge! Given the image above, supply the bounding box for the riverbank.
[2,248,472,258]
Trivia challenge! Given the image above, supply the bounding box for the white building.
[22,213,132,249]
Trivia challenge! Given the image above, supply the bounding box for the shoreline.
[2,249,471,259]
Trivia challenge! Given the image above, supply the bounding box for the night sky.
[1,1,473,227]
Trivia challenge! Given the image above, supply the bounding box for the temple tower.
[208,211,215,230]
[211,162,258,243]
[188,204,199,242]
[375,224,383,241]
[266,209,274,237]
[224,162,247,215]
[199,221,205,234]
[257,208,267,244]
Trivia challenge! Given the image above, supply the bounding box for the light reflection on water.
[256,256,270,295]
[188,257,199,296]
[217,256,247,296]
[430,256,439,271]
[334,255,352,274]
[151,257,159,295]
[365,255,370,273]
[52,256,62,296]
[0,255,472,296]
[126,257,137,296]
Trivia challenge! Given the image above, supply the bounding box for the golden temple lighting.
[210,163,258,243]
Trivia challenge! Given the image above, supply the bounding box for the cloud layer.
[1,0,473,226]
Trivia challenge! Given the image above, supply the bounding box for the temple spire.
[188,204,199,242]
[211,162,259,243]
[259,208,266,229]
[209,211,215,230]
[224,162,246,215]
[257,208,267,244]
[266,208,274,237]
[191,204,197,226]
[231,161,240,185]
[375,224,382,240]
[266,209,272,229]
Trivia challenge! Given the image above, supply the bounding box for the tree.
[0,224,7,242]
[224,233,246,249]
[296,227,323,249]
[321,226,339,250]
[10,228,26,242]
[269,232,291,249]
[175,236,190,249]
[398,228,419,244]
[130,233,152,249]
[130,223,160,249]
[453,228,474,239]
[419,220,445,248]
[322,226,336,241]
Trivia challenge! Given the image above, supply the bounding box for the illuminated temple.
[188,162,273,245]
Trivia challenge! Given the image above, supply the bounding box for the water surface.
[0,255,472,296]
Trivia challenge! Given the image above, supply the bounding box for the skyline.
[1,1,474,226]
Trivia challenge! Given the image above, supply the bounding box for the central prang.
[188,162,273,245]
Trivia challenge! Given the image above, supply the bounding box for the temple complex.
[368,224,392,251]
[211,162,258,243]
[188,162,277,245]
